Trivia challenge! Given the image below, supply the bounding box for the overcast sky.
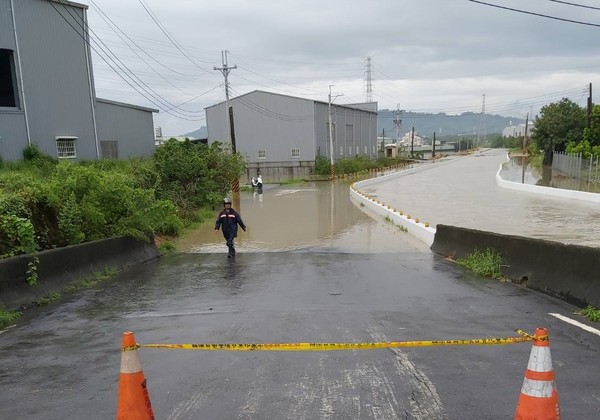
[74,0,600,135]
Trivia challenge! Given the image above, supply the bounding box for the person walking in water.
[214,197,246,258]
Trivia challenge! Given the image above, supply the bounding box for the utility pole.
[393,106,403,141]
[214,50,237,149]
[214,50,239,194]
[522,113,529,184]
[328,85,343,178]
[588,83,593,129]
[522,113,529,156]
[432,132,436,158]
[411,127,415,157]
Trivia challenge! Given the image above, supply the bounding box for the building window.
[339,146,344,156]
[364,146,368,154]
[56,137,77,159]
[0,49,18,108]
[348,146,352,155]
[291,148,300,158]
[101,140,118,159]
[257,149,267,159]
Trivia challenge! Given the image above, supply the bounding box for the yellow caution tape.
[132,330,532,352]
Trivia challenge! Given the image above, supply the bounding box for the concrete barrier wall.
[431,224,600,308]
[350,181,436,247]
[350,157,465,246]
[0,237,160,309]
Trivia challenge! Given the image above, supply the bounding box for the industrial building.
[206,90,378,181]
[0,0,156,162]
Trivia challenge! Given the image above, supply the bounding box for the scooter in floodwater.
[251,176,263,190]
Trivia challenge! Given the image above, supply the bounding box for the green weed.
[64,267,116,293]
[37,292,61,305]
[383,215,408,232]
[456,248,503,279]
[159,241,176,255]
[0,307,21,329]
[579,305,600,322]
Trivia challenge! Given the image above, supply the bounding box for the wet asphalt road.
[1,182,600,419]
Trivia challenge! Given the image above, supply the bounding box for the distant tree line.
[530,98,600,163]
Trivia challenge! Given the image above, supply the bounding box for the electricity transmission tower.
[364,57,373,103]
[477,94,486,148]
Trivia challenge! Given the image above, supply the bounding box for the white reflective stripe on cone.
[120,350,143,374]
[520,378,555,398]
[526,346,553,373]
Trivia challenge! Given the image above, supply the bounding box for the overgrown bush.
[0,140,245,258]
[46,163,177,242]
[314,155,331,175]
[153,139,246,211]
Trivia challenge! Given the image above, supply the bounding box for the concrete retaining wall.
[0,237,160,309]
[431,224,600,308]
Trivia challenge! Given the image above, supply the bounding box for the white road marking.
[549,313,600,336]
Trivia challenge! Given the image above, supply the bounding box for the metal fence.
[552,151,600,192]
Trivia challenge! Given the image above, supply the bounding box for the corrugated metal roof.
[205,90,377,115]
[96,98,159,113]
[49,0,88,10]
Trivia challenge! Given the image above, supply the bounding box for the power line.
[89,0,201,104]
[48,0,203,121]
[136,0,214,73]
[89,0,203,78]
[547,0,600,11]
[467,0,600,27]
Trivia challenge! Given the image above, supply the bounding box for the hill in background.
[181,126,207,139]
[180,111,523,141]
[378,110,524,139]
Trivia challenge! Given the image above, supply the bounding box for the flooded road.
[175,181,429,254]
[500,154,600,194]
[2,155,600,419]
[366,149,600,247]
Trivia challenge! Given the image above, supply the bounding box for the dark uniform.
[215,206,246,257]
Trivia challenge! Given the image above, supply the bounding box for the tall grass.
[456,248,503,279]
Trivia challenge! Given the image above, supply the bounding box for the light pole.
[328,85,343,178]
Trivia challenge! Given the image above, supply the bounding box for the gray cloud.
[77,0,600,134]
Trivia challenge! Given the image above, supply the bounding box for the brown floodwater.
[174,181,429,254]
[366,149,600,247]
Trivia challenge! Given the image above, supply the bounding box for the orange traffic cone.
[514,328,560,420]
[117,332,155,420]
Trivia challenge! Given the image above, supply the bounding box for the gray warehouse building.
[0,0,156,162]
[206,90,378,181]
